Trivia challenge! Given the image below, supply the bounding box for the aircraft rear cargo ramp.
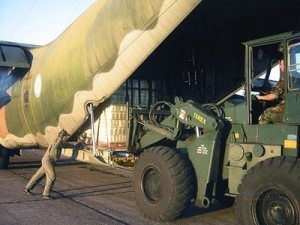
[0,0,202,148]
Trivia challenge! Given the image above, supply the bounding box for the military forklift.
[126,32,300,224]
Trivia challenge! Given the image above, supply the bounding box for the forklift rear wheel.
[236,157,300,225]
[133,146,195,221]
[0,147,10,169]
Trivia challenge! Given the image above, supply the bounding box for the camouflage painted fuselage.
[0,0,201,149]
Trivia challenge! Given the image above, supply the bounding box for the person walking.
[23,129,68,199]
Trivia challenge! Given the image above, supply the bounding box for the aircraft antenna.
[9,0,38,40]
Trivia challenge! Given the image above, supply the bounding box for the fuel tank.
[0,0,201,149]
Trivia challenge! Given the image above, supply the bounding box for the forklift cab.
[222,32,300,125]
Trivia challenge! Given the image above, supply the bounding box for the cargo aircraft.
[0,0,201,168]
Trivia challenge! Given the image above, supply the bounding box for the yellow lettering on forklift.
[193,113,206,125]
[284,140,297,149]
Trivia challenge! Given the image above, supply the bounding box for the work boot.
[42,195,54,200]
[23,189,34,195]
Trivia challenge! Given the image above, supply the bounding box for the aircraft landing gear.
[0,147,10,169]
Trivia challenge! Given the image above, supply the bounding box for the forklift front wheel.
[133,146,195,221]
[236,157,300,225]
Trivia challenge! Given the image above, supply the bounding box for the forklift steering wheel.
[201,103,222,117]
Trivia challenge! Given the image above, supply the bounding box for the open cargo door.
[57,0,203,136]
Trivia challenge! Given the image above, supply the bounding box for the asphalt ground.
[0,149,238,225]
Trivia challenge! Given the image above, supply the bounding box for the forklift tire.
[0,147,10,169]
[236,157,300,225]
[133,146,195,221]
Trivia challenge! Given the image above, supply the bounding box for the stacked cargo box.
[96,104,127,149]
[83,79,161,150]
